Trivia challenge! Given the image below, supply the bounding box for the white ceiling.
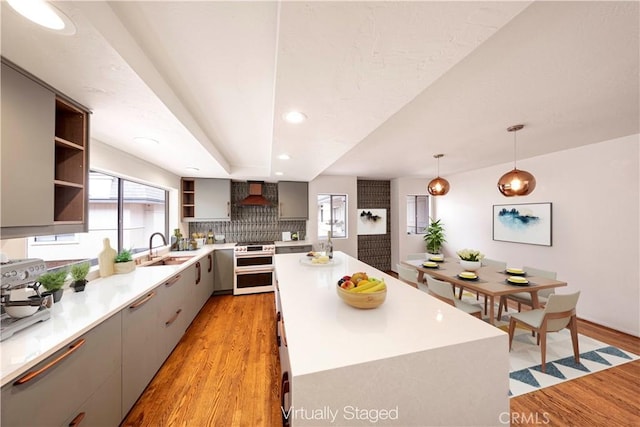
[1,1,638,182]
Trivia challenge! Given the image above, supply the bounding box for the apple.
[340,280,355,290]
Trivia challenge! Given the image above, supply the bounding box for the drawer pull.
[69,412,86,427]
[166,309,182,326]
[165,275,181,287]
[208,254,213,272]
[129,291,156,309]
[14,339,86,385]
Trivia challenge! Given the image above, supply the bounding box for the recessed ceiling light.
[7,0,76,35]
[186,167,200,172]
[133,137,159,145]
[275,172,284,176]
[283,111,307,124]
[277,154,291,160]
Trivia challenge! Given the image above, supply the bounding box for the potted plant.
[38,269,68,303]
[456,248,485,272]
[114,248,136,274]
[70,262,90,292]
[424,218,446,255]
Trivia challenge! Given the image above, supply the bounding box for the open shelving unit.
[181,178,195,220]
[54,97,87,223]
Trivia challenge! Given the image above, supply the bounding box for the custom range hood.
[237,181,271,206]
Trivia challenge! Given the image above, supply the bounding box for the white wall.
[309,175,358,257]
[90,139,183,233]
[438,134,639,336]
[390,177,431,271]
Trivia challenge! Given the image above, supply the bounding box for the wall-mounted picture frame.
[357,209,387,235]
[492,202,552,246]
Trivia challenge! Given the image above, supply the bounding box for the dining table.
[402,258,567,325]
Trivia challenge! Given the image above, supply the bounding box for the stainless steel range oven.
[233,242,276,295]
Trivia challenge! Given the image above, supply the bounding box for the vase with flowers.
[457,248,484,272]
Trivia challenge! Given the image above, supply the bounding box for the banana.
[362,282,386,293]
[351,280,377,292]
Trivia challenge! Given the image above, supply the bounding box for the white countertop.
[0,246,220,387]
[274,240,312,247]
[275,251,505,377]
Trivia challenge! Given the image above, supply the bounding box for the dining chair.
[406,253,428,260]
[508,292,581,373]
[426,276,482,318]
[396,263,419,287]
[498,266,557,320]
[467,258,507,314]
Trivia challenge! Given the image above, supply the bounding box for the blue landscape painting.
[493,203,552,246]
[497,208,541,230]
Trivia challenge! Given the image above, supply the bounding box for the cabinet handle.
[165,308,182,326]
[227,201,230,217]
[68,412,86,427]
[276,311,281,347]
[165,275,181,287]
[281,372,290,427]
[14,339,86,385]
[196,262,201,285]
[129,291,156,309]
[279,202,282,217]
[208,254,212,273]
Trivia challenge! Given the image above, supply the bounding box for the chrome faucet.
[149,232,167,259]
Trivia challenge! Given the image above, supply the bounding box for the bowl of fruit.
[337,272,387,309]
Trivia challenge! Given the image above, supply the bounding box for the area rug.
[457,292,640,398]
[505,325,639,397]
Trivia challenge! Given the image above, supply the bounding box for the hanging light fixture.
[497,124,536,197]
[428,154,450,196]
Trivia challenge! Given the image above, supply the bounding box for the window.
[24,171,168,268]
[406,195,429,234]
[318,194,347,238]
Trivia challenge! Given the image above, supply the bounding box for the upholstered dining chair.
[498,266,557,320]
[508,292,581,373]
[426,276,482,319]
[396,263,419,287]
[406,253,428,260]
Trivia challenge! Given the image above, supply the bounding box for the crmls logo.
[500,412,551,425]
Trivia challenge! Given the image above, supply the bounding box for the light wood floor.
[122,293,639,427]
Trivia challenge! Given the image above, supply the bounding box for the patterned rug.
[457,292,640,398]
[505,324,639,397]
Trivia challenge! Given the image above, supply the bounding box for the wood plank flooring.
[122,293,639,427]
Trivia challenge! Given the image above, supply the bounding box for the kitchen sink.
[140,255,195,267]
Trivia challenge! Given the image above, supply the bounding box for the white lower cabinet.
[0,313,122,427]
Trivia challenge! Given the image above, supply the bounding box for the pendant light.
[497,124,536,197]
[428,154,450,196]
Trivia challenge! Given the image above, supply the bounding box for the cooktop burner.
[235,242,274,246]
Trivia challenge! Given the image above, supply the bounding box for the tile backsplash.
[189,182,306,243]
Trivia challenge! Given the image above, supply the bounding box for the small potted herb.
[70,262,90,292]
[114,248,136,274]
[38,269,68,303]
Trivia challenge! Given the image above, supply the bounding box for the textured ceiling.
[1,1,638,182]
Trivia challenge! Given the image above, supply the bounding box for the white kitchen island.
[275,251,509,426]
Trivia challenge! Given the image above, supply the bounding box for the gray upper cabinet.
[278,181,309,220]
[1,60,89,239]
[1,62,55,230]
[182,178,231,221]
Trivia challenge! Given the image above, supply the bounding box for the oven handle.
[234,252,274,258]
[235,266,275,274]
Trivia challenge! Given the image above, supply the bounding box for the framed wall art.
[357,209,387,235]
[492,202,552,246]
